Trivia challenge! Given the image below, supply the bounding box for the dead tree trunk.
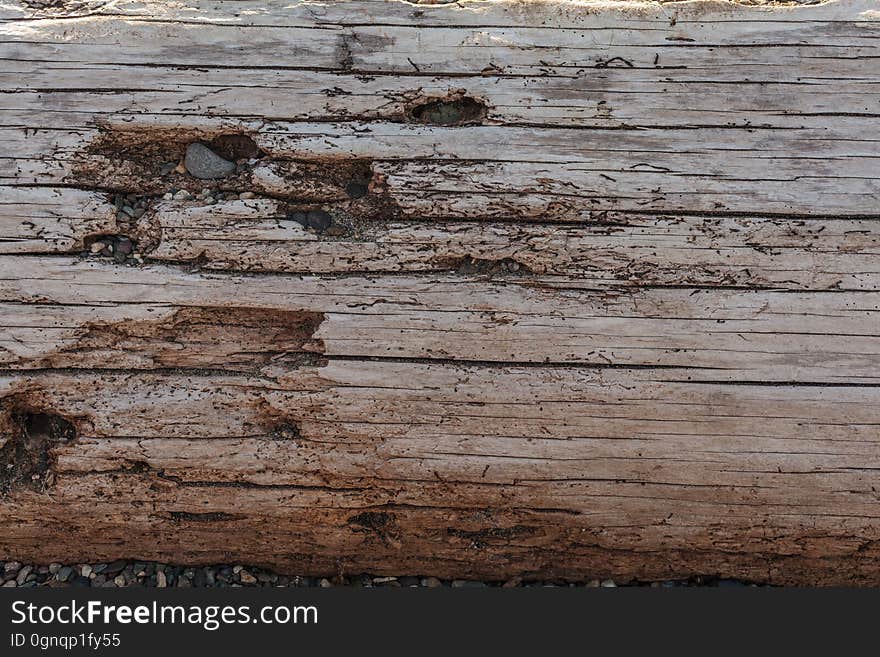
[1,0,880,585]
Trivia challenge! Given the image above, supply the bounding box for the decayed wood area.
[2,0,880,585]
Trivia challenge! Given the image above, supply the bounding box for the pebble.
[173,189,193,201]
[162,192,174,201]
[306,210,333,232]
[115,238,133,256]
[0,560,732,589]
[288,211,309,227]
[184,143,236,180]
[16,565,33,585]
[105,560,127,576]
[239,191,256,199]
[345,181,368,199]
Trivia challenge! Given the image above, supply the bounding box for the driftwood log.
[1,0,880,585]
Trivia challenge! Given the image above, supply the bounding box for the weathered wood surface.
[2,0,880,585]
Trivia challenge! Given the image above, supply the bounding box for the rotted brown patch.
[19,0,106,13]
[168,511,243,523]
[0,396,78,494]
[406,92,488,126]
[277,158,374,203]
[38,307,326,373]
[348,511,402,549]
[251,396,319,446]
[434,255,532,276]
[77,126,403,237]
[278,158,404,239]
[74,128,264,194]
[447,525,538,549]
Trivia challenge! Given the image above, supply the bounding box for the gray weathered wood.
[1,0,880,585]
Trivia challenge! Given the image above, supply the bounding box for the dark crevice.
[347,511,402,548]
[168,511,242,523]
[407,94,488,126]
[0,403,77,494]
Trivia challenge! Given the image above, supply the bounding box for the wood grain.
[1,0,879,584]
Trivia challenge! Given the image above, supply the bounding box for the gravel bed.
[0,561,755,588]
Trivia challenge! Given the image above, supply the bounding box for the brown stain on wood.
[34,307,326,372]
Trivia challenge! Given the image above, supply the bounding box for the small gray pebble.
[345,181,368,199]
[185,143,236,180]
[306,210,333,231]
